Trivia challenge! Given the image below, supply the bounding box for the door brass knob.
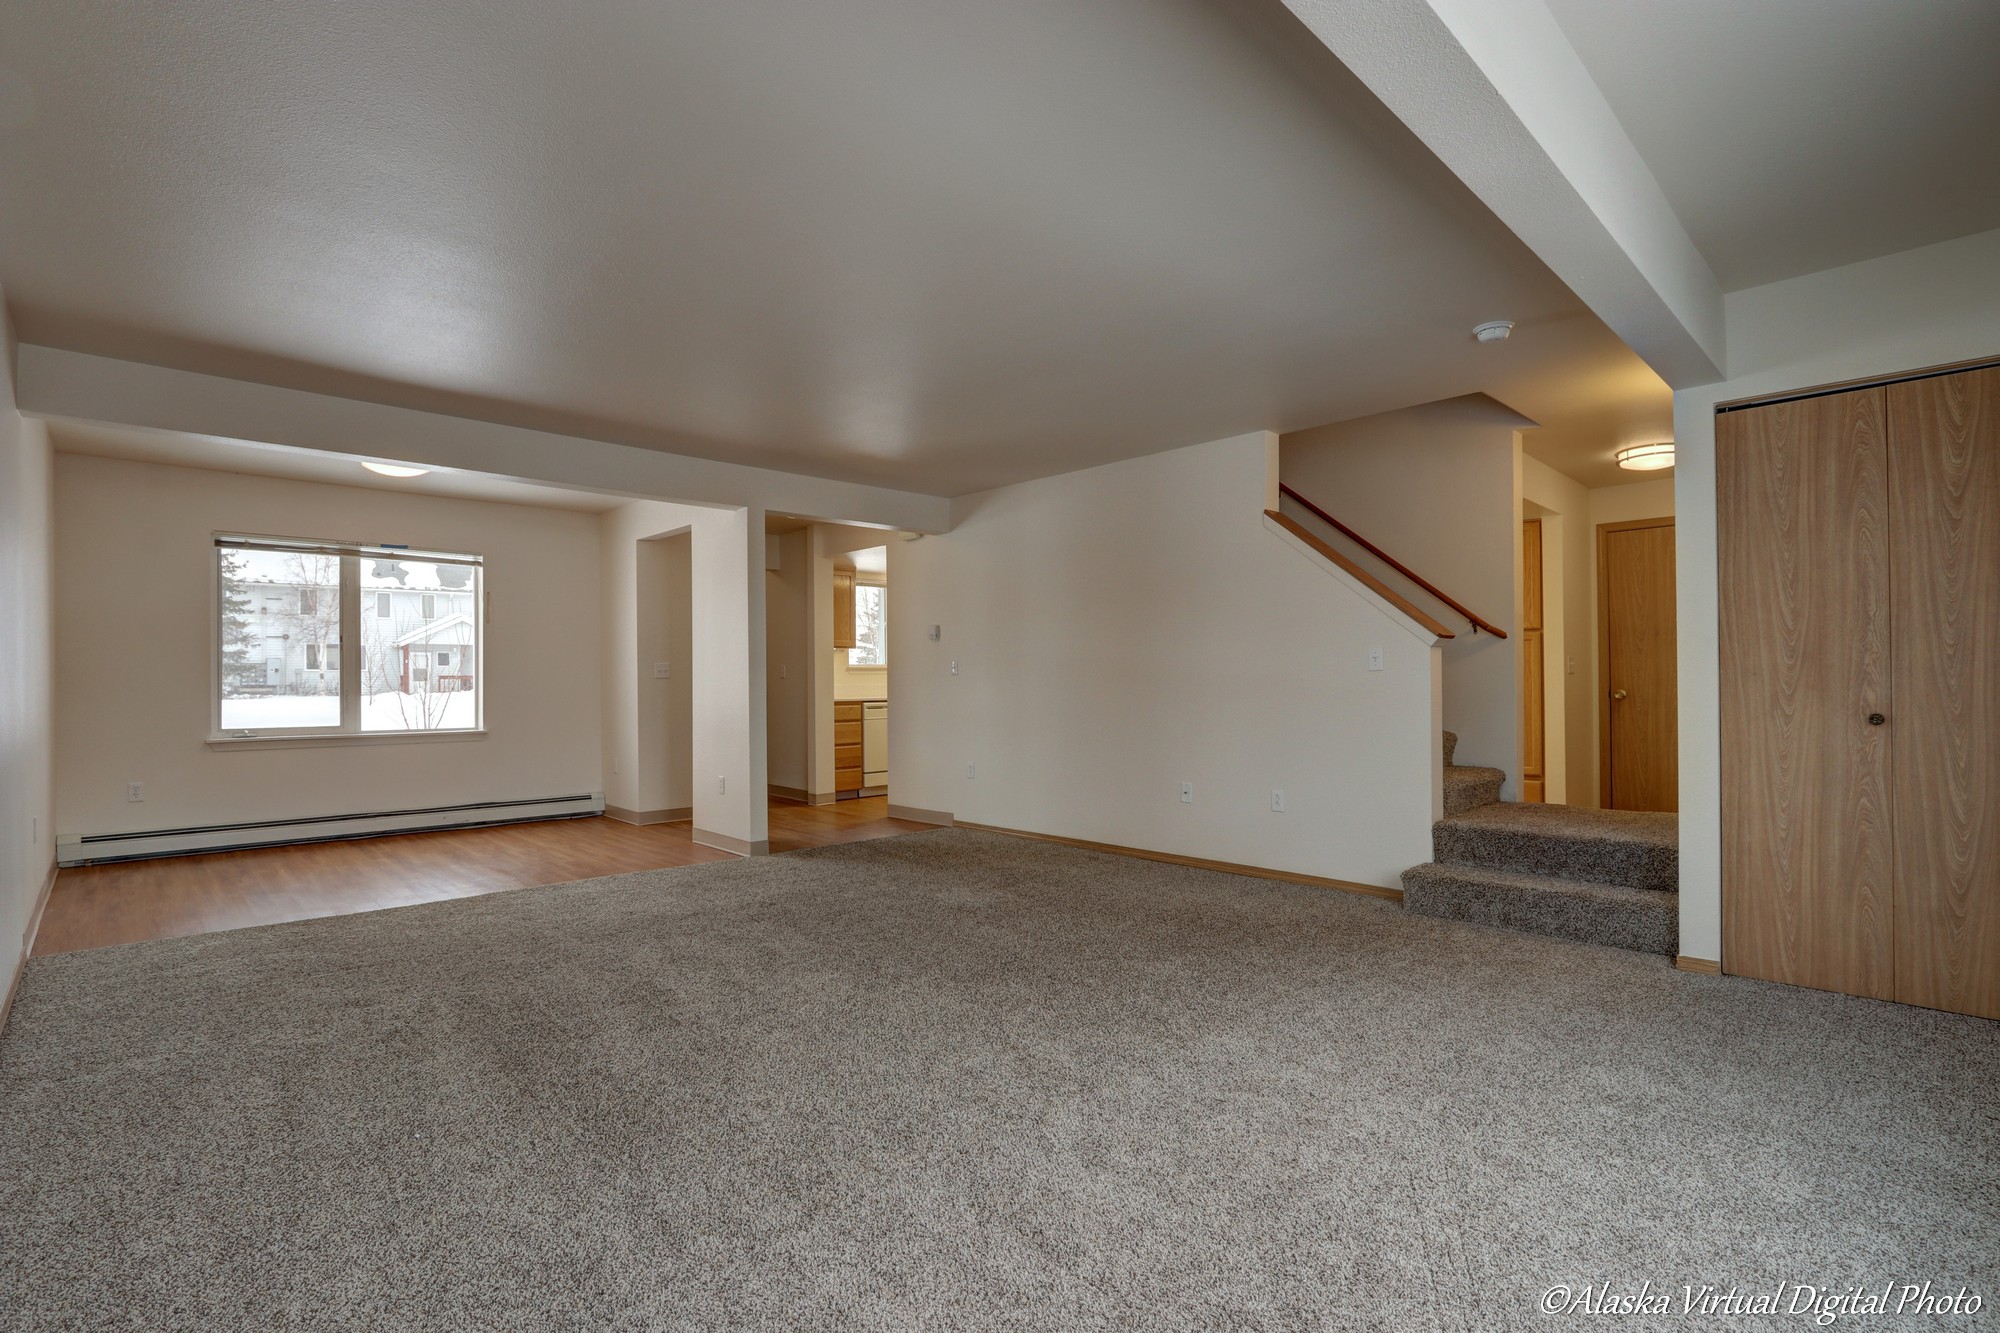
[1611,689,1628,701]
[1868,713,1886,726]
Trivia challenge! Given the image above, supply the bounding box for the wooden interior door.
[1598,518,1677,811]
[1888,367,2000,1019]
[1718,389,1894,998]
[1520,519,1545,803]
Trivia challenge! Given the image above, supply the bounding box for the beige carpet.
[0,829,1994,1331]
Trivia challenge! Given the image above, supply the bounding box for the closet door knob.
[1867,713,1886,726]
[1611,689,1628,701]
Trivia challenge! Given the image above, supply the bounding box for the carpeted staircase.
[1404,732,1678,955]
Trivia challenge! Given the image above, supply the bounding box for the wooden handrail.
[1278,483,1509,639]
[1265,511,1455,639]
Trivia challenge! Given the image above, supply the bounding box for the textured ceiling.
[1,0,1668,493]
[1544,0,2000,291]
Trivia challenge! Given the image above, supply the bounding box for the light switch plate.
[654,662,671,679]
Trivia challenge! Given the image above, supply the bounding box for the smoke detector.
[1472,321,1514,343]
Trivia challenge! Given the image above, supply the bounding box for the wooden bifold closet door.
[1719,365,2000,1020]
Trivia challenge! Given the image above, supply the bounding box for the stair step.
[1402,862,1678,956]
[1442,765,1503,816]
[1433,803,1677,891]
[1442,730,1459,767]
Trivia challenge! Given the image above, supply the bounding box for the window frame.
[846,579,888,669]
[212,534,485,744]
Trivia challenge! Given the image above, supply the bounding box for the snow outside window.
[850,583,886,666]
[217,538,482,737]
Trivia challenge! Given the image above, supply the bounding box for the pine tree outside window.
[215,536,482,738]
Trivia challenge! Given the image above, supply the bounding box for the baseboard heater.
[57,793,605,866]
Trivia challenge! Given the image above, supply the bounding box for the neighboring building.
[228,561,477,697]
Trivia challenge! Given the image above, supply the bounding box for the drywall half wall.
[890,430,1439,890]
[53,454,602,841]
[1674,225,2000,965]
[1,317,56,1020]
[1281,395,1526,788]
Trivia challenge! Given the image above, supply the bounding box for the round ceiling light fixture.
[362,461,429,478]
[1472,320,1514,343]
[1615,441,1675,472]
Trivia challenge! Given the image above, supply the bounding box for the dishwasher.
[862,701,888,790]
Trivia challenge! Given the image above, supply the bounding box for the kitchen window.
[849,583,887,667]
[217,535,483,738]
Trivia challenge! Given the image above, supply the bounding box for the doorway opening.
[765,517,894,807]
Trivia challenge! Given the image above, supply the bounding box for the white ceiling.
[1544,0,2000,292]
[0,0,1669,494]
[48,421,627,512]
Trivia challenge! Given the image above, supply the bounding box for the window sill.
[206,729,488,752]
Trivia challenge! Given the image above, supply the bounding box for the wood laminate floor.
[34,797,933,956]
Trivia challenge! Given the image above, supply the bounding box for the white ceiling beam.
[1282,0,1725,387]
[15,346,951,533]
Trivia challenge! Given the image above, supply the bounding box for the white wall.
[1281,396,1525,787]
[1589,477,1675,528]
[2,324,55,1011]
[1674,226,2000,964]
[1520,459,1586,804]
[54,454,603,838]
[602,500,768,852]
[891,431,1438,890]
[603,530,693,820]
[764,529,809,795]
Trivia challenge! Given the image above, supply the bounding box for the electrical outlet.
[965,762,976,780]
[928,625,941,642]
[654,662,671,679]
[127,782,144,803]
[1181,781,1194,804]
[1367,645,1384,672]
[1568,654,1577,675]
[1270,789,1286,813]
[717,775,727,795]
[779,664,788,679]
[950,659,959,675]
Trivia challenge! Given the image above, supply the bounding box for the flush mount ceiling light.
[361,461,429,478]
[1615,442,1675,472]
[1472,320,1514,343]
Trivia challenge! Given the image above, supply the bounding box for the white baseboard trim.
[604,805,692,826]
[1,860,58,1037]
[886,804,954,826]
[693,828,771,857]
[58,793,605,866]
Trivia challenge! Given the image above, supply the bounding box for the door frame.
[1597,515,1675,808]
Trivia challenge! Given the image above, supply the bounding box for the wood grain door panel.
[1888,367,2000,1019]
[1600,521,1678,812]
[1719,388,1895,999]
